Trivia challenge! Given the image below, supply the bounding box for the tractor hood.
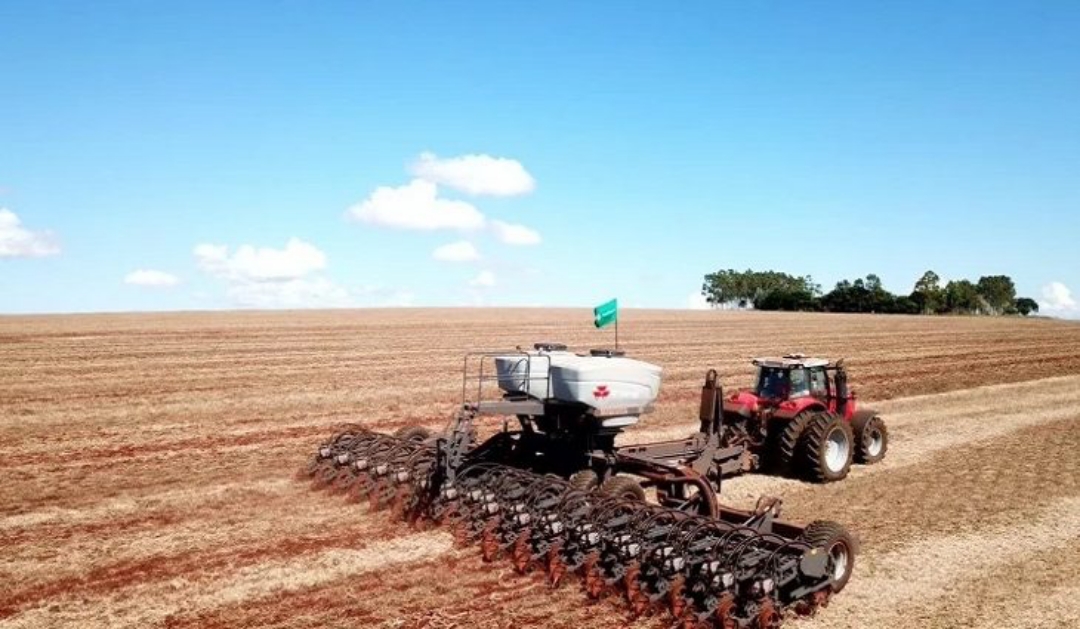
[724,389,814,418]
[723,390,763,416]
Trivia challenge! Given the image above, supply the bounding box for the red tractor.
[704,354,888,482]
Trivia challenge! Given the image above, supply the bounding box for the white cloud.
[226,276,352,309]
[490,220,542,246]
[346,179,485,231]
[0,208,60,258]
[194,238,325,281]
[124,269,180,287]
[432,240,481,262]
[686,291,711,310]
[1040,282,1077,313]
[411,152,535,197]
[193,238,349,308]
[469,270,496,288]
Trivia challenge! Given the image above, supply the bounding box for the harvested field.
[2,309,1080,628]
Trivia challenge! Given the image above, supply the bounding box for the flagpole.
[593,298,619,349]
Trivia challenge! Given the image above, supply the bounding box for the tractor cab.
[746,355,855,418]
[752,355,829,399]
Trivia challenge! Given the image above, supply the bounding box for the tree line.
[701,269,1040,316]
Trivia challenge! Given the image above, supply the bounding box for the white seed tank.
[494,346,662,427]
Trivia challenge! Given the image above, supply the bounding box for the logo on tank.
[593,385,610,399]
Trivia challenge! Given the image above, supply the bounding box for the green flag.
[593,298,618,329]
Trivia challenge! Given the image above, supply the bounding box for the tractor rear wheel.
[600,475,646,502]
[393,425,432,444]
[852,414,888,464]
[773,411,814,475]
[799,520,857,593]
[800,413,854,482]
[569,469,599,492]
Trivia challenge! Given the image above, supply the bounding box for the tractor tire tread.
[800,412,854,483]
[569,470,599,492]
[775,412,813,475]
[799,520,857,593]
[393,425,432,444]
[600,476,646,502]
[852,414,888,464]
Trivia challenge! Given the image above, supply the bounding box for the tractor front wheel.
[800,413,854,482]
[852,414,888,464]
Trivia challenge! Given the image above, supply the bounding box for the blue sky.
[1,1,1078,314]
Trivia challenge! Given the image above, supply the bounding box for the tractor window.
[809,368,828,397]
[789,368,810,398]
[755,367,789,399]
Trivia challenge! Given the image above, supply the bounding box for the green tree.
[702,267,1031,317]
[944,280,981,314]
[911,270,945,314]
[820,274,904,313]
[1014,297,1039,316]
[893,295,921,314]
[702,269,817,310]
[976,275,1017,314]
[701,269,731,307]
[863,274,896,312]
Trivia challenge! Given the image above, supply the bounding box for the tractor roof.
[752,354,830,369]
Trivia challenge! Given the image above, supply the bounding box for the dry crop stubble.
[2,310,1080,628]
